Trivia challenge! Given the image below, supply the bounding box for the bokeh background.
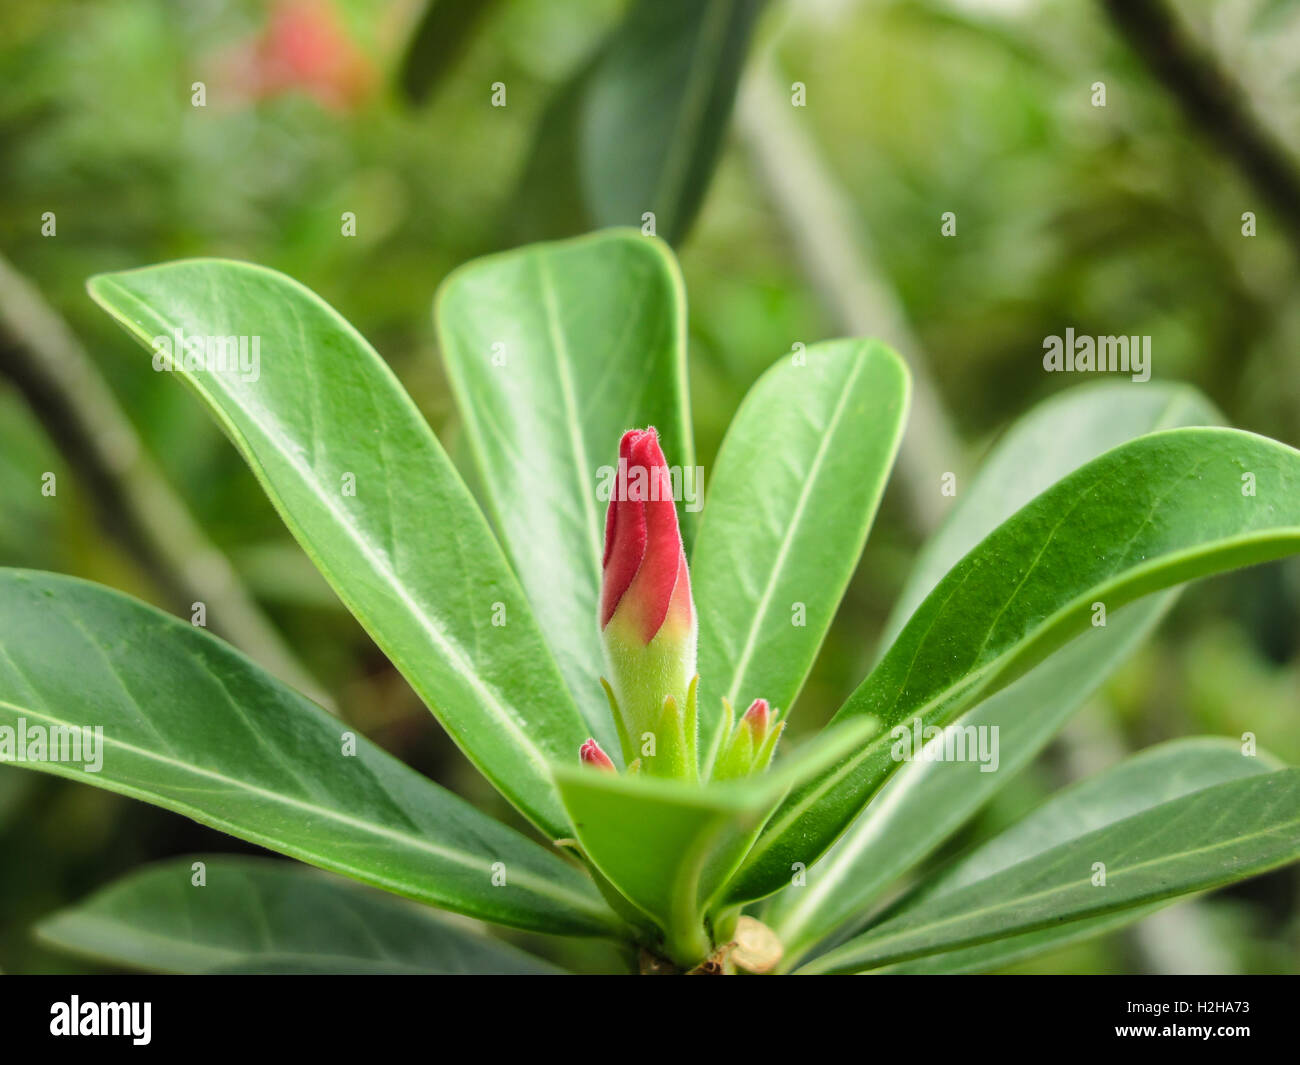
[2,0,1298,973]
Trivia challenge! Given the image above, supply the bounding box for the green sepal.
[752,720,786,774]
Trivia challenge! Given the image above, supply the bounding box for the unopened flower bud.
[579,738,616,773]
[599,428,698,778]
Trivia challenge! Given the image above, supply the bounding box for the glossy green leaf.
[769,383,1217,959]
[88,259,584,837]
[693,340,908,767]
[0,570,616,938]
[37,856,561,974]
[436,230,692,757]
[512,1,765,245]
[554,718,876,965]
[769,598,1173,964]
[730,426,1300,901]
[879,383,1220,650]
[803,744,1288,973]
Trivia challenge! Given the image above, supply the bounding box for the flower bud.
[599,428,698,778]
[579,738,616,773]
[712,698,785,781]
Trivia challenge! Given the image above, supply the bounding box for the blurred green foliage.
[1,0,1297,973]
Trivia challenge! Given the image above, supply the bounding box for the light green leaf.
[37,856,561,974]
[88,259,584,837]
[802,744,1288,973]
[769,382,1216,959]
[730,426,1300,901]
[554,718,876,965]
[0,570,616,938]
[693,340,909,766]
[436,230,692,757]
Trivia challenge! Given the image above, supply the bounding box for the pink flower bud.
[742,698,770,738]
[598,428,698,777]
[601,428,693,643]
[579,738,616,773]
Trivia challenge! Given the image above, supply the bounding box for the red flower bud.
[598,428,698,777]
[742,698,771,743]
[579,738,616,772]
[600,428,693,643]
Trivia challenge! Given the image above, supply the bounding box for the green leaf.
[768,382,1216,960]
[37,856,561,974]
[872,906,1166,975]
[692,340,909,766]
[577,0,765,243]
[802,743,1288,973]
[88,259,585,837]
[553,718,876,965]
[769,598,1173,964]
[511,1,765,245]
[436,230,692,757]
[916,738,1279,901]
[398,0,502,105]
[730,426,1300,901]
[0,570,615,938]
[879,382,1220,650]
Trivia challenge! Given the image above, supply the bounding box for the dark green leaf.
[731,427,1300,901]
[0,570,616,937]
[37,856,561,974]
[803,751,1292,973]
[768,382,1217,959]
[511,0,765,245]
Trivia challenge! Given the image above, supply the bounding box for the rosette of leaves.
[6,231,1300,974]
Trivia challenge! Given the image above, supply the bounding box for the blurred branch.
[1101,0,1300,256]
[734,53,962,535]
[0,253,334,712]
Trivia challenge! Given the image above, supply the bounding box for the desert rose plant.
[4,230,1300,974]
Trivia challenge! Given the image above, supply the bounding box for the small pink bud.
[579,738,616,773]
[742,698,770,734]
